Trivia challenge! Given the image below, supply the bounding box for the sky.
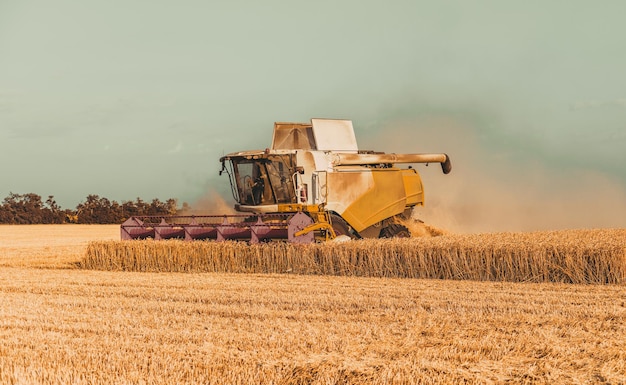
[1,1,625,231]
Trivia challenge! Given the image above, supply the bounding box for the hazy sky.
[1,1,625,230]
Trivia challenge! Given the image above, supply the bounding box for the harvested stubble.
[82,229,626,284]
[2,268,625,384]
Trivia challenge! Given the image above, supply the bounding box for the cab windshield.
[229,155,296,206]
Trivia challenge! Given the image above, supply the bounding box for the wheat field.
[0,225,625,384]
[83,229,626,284]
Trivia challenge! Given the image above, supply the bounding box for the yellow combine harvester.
[121,118,451,243]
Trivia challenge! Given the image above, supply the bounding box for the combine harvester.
[121,118,451,243]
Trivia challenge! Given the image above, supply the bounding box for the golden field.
[0,224,119,268]
[0,225,625,384]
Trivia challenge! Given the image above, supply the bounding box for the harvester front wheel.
[379,223,411,238]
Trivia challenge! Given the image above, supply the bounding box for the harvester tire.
[379,223,411,238]
[330,214,357,239]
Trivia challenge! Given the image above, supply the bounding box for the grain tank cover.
[311,118,358,152]
[271,122,316,150]
[271,118,359,152]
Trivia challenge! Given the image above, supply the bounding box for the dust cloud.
[182,190,236,215]
[363,116,626,233]
[188,116,626,233]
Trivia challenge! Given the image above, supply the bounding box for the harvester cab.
[121,118,451,243]
[220,152,297,208]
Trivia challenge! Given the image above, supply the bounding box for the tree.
[42,195,65,224]
[0,193,44,224]
[75,195,116,224]
[0,192,182,224]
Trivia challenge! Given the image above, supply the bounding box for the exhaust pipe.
[331,153,452,174]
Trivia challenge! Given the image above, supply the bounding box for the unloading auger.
[121,118,451,244]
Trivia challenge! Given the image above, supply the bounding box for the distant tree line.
[0,193,181,224]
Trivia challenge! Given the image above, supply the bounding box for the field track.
[0,225,625,384]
